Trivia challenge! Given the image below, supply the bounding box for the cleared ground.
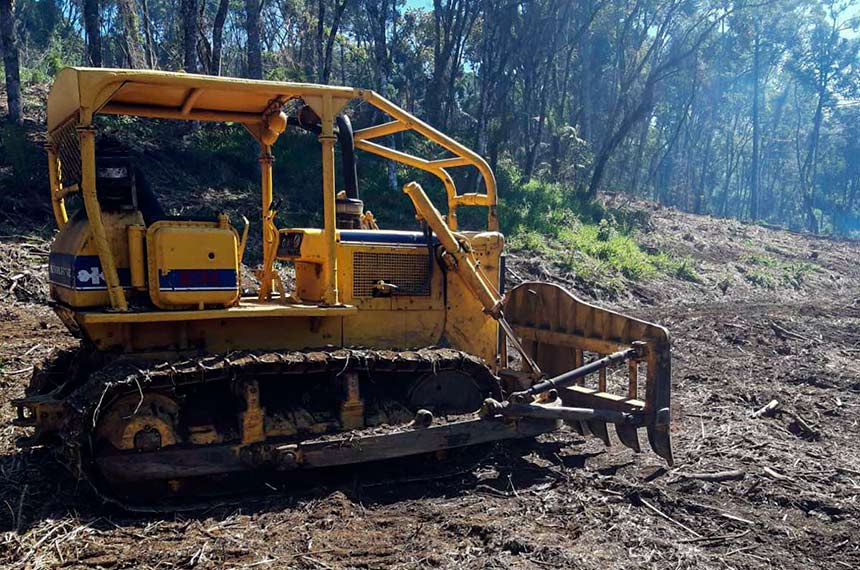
[1,201,859,569]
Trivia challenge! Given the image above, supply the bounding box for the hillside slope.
[1,199,859,569]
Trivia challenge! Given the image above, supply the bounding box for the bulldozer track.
[20,346,505,511]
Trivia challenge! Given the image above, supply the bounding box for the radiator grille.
[50,116,82,188]
[352,251,431,297]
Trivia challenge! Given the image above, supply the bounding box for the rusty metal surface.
[95,414,559,483]
[504,281,673,464]
[13,346,521,510]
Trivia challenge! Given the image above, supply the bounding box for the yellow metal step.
[77,300,357,324]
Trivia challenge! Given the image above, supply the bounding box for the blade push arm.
[402,182,541,375]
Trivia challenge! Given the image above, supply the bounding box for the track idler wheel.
[94,393,180,452]
[407,370,494,415]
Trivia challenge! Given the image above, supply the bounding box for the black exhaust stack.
[334,115,363,228]
[289,109,364,228]
[336,115,359,201]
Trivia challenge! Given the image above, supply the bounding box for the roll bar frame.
[46,69,498,309]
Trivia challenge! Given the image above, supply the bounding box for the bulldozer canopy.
[45,67,498,232]
[47,67,359,132]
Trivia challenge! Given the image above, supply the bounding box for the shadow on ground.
[0,437,598,533]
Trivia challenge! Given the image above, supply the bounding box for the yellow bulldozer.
[13,68,673,509]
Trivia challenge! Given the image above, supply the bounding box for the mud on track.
[1,204,859,569]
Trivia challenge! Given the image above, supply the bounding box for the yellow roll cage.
[45,67,497,311]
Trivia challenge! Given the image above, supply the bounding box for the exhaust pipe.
[334,115,363,228]
[335,115,359,201]
[289,109,363,228]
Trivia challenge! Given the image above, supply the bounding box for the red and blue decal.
[49,253,236,292]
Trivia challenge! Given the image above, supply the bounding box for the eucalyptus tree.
[0,0,22,124]
[789,1,858,232]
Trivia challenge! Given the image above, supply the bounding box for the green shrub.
[742,252,780,267]
[672,259,704,283]
[498,171,572,237]
[739,251,818,290]
[498,165,692,293]
[781,262,817,289]
[557,224,659,280]
[743,269,776,289]
[507,230,553,254]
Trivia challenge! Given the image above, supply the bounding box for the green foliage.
[739,251,819,290]
[497,160,648,239]
[672,259,705,284]
[743,269,777,289]
[781,262,818,290]
[493,156,705,294]
[498,177,573,237]
[503,181,698,294]
[556,224,658,280]
[506,230,553,255]
[741,252,781,268]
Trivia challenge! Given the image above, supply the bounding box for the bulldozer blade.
[504,281,673,465]
[615,423,641,453]
[586,420,611,446]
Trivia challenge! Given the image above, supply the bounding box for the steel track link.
[25,346,504,511]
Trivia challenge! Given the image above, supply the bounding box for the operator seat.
[134,166,167,225]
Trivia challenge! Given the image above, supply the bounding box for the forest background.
[0,0,859,242]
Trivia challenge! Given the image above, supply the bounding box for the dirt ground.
[1,201,859,569]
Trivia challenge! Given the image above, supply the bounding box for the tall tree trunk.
[748,24,761,221]
[522,3,567,183]
[629,113,651,194]
[316,0,325,81]
[580,28,593,142]
[719,117,738,217]
[324,1,348,83]
[522,93,548,182]
[365,0,398,193]
[426,0,445,127]
[0,0,22,125]
[801,91,825,234]
[82,0,102,66]
[118,0,146,68]
[427,0,478,129]
[211,0,229,75]
[141,0,155,68]
[245,0,262,79]
[181,0,198,72]
[316,0,349,84]
[586,80,656,199]
[694,132,713,215]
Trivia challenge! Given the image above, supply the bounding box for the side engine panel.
[49,209,141,308]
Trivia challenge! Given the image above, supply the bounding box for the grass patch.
[671,259,705,283]
[509,214,703,295]
[743,269,777,289]
[507,230,555,256]
[557,223,660,280]
[739,252,819,290]
[741,252,782,268]
[781,262,818,289]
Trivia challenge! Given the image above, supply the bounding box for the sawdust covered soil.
[1,202,860,569]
